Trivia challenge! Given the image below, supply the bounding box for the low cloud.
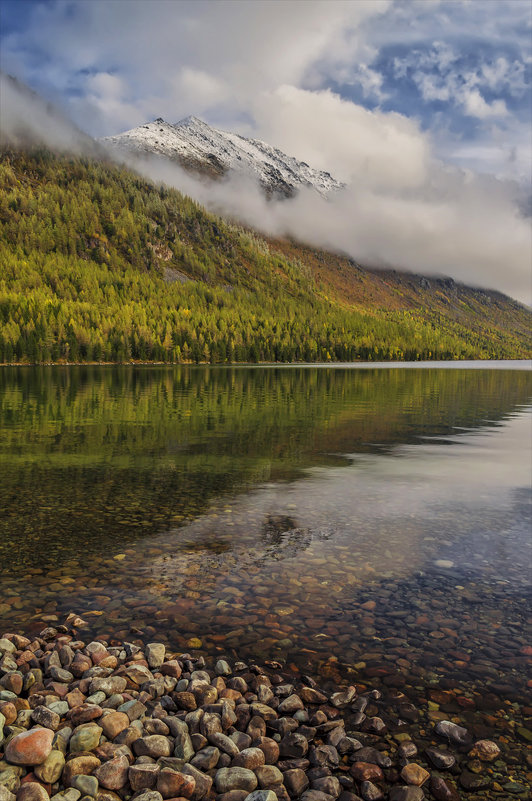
[1,72,530,305]
[112,106,532,306]
[0,72,96,153]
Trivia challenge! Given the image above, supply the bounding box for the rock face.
[102,117,344,199]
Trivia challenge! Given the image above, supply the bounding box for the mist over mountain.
[1,73,531,306]
[0,73,97,154]
[102,115,344,198]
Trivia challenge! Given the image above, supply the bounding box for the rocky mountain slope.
[102,116,344,198]
[0,148,530,364]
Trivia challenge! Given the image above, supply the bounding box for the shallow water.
[0,364,531,706]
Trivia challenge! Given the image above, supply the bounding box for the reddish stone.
[157,770,196,800]
[69,704,103,726]
[159,661,182,679]
[93,756,130,790]
[5,728,54,766]
[16,784,50,801]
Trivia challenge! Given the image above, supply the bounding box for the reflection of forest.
[0,366,530,572]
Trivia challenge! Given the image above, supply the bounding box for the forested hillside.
[0,148,530,363]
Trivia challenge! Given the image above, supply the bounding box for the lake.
[0,364,530,728]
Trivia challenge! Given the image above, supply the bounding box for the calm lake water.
[0,364,531,710]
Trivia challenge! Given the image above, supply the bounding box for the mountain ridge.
[102,115,344,198]
[0,147,530,364]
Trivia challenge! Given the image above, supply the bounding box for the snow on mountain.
[102,116,344,198]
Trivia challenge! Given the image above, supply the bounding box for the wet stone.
[300,792,335,801]
[350,764,383,783]
[310,778,341,798]
[359,783,383,801]
[468,739,500,761]
[459,771,490,791]
[424,748,454,770]
[399,765,429,787]
[434,721,471,747]
[388,789,425,801]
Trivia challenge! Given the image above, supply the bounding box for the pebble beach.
[0,620,530,801]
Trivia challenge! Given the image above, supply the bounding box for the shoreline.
[0,620,529,801]
[1,359,531,369]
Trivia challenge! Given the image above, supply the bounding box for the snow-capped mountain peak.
[102,116,344,198]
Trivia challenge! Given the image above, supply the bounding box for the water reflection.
[0,365,530,703]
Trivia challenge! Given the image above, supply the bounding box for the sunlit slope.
[0,148,530,362]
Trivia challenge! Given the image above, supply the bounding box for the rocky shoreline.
[0,622,530,801]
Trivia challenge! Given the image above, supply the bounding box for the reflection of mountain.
[0,366,530,573]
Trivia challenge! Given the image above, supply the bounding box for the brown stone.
[65,689,86,709]
[400,764,429,786]
[429,776,460,801]
[99,713,129,741]
[350,763,383,783]
[232,749,265,770]
[69,705,103,727]
[133,736,172,759]
[255,766,284,789]
[128,764,160,792]
[16,784,50,801]
[157,770,195,800]
[0,701,18,725]
[284,769,309,797]
[299,688,328,705]
[62,755,101,786]
[160,661,182,679]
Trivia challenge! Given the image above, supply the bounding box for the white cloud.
[253,86,430,189]
[1,0,530,302]
[459,88,509,119]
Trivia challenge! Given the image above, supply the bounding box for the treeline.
[0,148,529,363]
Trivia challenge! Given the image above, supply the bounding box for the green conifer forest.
[0,148,530,363]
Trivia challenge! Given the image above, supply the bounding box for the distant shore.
[1,357,531,368]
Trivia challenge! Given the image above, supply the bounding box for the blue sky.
[1,0,531,301]
[1,0,530,182]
